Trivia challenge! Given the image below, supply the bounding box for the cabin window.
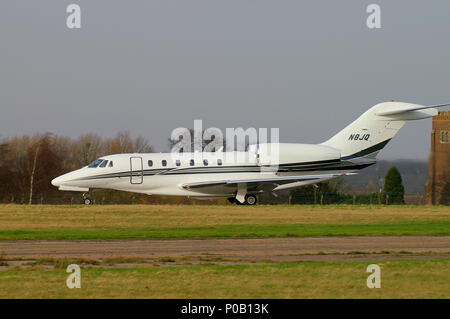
[203,159,208,166]
[190,159,195,166]
[175,160,181,166]
[162,160,167,167]
[148,160,153,167]
[108,161,113,167]
[99,160,108,168]
[217,159,222,166]
[88,159,103,168]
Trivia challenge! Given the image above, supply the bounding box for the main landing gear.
[83,192,92,205]
[245,194,257,205]
[228,194,258,205]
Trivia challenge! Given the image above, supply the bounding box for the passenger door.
[130,157,143,184]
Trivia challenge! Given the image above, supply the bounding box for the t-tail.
[321,101,450,160]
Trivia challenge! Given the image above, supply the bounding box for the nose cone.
[51,176,63,187]
[51,172,72,187]
[51,169,84,188]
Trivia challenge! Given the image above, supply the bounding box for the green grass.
[0,204,449,240]
[1,259,449,298]
[0,221,449,240]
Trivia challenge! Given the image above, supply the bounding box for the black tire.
[227,197,236,204]
[245,194,257,205]
[84,198,92,205]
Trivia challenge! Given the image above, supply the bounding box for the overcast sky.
[0,1,449,159]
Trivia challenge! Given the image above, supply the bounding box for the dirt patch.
[0,236,449,269]
[2,236,450,257]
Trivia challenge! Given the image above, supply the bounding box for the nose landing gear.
[83,192,92,205]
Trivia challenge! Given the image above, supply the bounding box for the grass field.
[0,204,449,240]
[0,204,449,299]
[0,259,448,298]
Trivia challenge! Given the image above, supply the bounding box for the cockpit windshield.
[88,159,104,168]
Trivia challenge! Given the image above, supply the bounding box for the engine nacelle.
[251,143,341,166]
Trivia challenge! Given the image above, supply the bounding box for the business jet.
[51,101,448,205]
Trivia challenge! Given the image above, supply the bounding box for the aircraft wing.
[181,172,354,192]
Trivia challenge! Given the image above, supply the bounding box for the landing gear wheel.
[227,197,236,204]
[244,194,257,205]
[82,192,92,205]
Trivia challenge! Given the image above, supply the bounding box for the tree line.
[289,167,408,205]
[0,132,153,204]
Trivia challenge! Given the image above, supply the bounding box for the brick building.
[426,111,450,205]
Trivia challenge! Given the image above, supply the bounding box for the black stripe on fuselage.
[75,158,341,181]
[278,158,340,167]
[74,160,374,181]
[341,139,391,160]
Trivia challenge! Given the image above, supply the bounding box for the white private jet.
[52,101,448,205]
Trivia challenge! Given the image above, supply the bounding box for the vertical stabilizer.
[321,102,440,159]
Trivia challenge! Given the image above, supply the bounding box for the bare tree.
[72,133,104,167]
[28,140,40,205]
[133,135,153,153]
[105,131,134,154]
[105,131,153,154]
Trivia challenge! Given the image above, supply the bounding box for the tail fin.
[321,102,448,160]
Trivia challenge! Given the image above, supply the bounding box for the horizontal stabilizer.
[375,102,450,116]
